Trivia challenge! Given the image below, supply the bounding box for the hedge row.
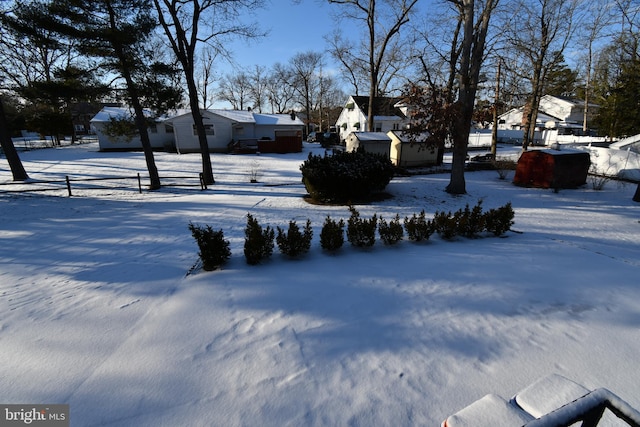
[189,201,515,271]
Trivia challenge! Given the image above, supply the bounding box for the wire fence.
[0,173,208,196]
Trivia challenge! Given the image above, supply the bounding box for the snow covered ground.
[1,142,639,426]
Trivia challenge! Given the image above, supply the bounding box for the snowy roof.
[610,133,640,151]
[389,130,431,142]
[164,109,304,126]
[209,109,256,123]
[90,107,142,122]
[349,132,391,141]
[90,106,171,123]
[254,113,304,126]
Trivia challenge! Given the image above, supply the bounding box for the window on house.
[375,123,382,132]
[164,124,174,133]
[149,123,158,133]
[192,124,215,136]
[393,123,400,130]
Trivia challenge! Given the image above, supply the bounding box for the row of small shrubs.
[300,148,396,203]
[188,201,514,270]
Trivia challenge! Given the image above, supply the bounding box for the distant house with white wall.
[497,95,599,135]
[335,96,408,143]
[91,107,176,151]
[92,108,305,153]
[163,110,305,153]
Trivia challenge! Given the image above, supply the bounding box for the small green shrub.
[433,210,458,240]
[300,149,395,203]
[404,210,434,242]
[484,202,515,236]
[276,219,313,258]
[244,213,275,265]
[320,215,345,252]
[456,201,486,238]
[346,206,377,248]
[378,214,404,245]
[188,222,231,271]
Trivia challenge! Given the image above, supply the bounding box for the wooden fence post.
[137,173,142,193]
[65,176,72,197]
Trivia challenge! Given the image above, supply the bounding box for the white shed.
[387,130,440,167]
[345,132,392,157]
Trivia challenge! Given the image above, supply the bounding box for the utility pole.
[490,60,501,158]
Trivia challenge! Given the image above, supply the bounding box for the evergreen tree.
[44,0,183,189]
[592,36,640,138]
[544,57,579,97]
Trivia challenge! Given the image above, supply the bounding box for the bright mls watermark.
[1,405,68,426]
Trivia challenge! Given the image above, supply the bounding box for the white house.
[335,96,408,143]
[497,95,599,135]
[164,109,305,153]
[91,107,176,151]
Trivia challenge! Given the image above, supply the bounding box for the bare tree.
[290,51,323,135]
[325,30,366,96]
[503,0,580,150]
[197,47,219,110]
[153,0,265,185]
[328,0,419,131]
[577,1,614,133]
[217,71,252,110]
[446,0,499,194]
[265,62,296,113]
[248,65,267,113]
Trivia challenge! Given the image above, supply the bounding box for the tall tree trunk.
[131,99,161,190]
[186,75,215,185]
[0,98,29,181]
[446,0,497,194]
[446,0,475,195]
[104,0,161,190]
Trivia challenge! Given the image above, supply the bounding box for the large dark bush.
[300,149,395,203]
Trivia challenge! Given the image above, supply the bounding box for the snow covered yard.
[1,142,639,426]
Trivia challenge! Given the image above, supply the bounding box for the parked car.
[307,132,318,142]
[307,131,339,147]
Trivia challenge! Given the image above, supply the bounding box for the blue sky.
[220,1,338,74]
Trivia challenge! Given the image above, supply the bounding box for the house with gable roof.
[497,95,599,136]
[335,95,409,143]
[90,106,177,151]
[92,107,305,153]
[163,109,305,153]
